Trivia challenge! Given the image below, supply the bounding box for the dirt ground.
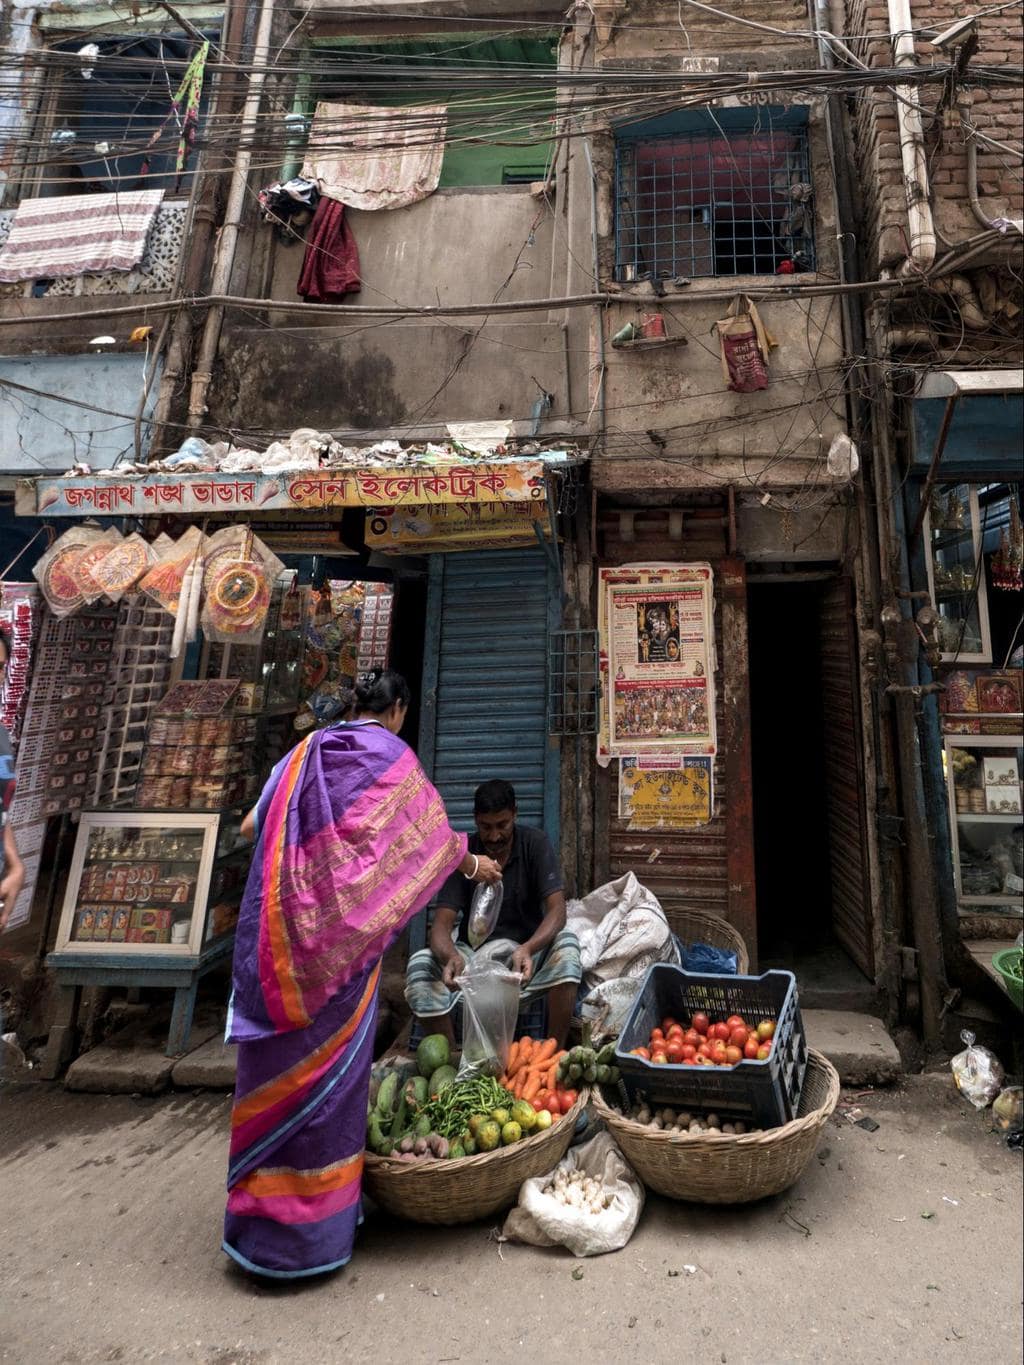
[0,1077,1020,1365]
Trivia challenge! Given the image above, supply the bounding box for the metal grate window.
[615,127,815,280]
[548,629,600,735]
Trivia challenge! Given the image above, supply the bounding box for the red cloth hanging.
[297,197,361,302]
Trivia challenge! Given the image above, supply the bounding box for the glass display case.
[924,483,993,664]
[203,574,308,713]
[53,811,247,957]
[943,735,1024,915]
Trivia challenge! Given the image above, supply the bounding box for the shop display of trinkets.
[135,681,259,812]
[0,582,39,745]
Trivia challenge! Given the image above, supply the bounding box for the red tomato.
[729,1027,749,1049]
[559,1090,578,1114]
[683,1029,702,1048]
[724,1045,743,1065]
[665,1042,685,1063]
[680,1043,698,1061]
[531,1097,546,1112]
[661,1016,679,1032]
[743,1037,760,1060]
[710,1042,729,1064]
[757,1044,772,1061]
[697,1042,711,1058]
[631,1046,651,1060]
[649,1028,665,1047]
[726,1014,746,1030]
[651,1051,669,1065]
[718,1022,736,1042]
[691,1012,710,1036]
[667,1024,685,1041]
[696,1054,715,1066]
[757,1020,776,1042]
[545,1093,561,1115]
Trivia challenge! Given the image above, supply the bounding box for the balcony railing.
[0,199,188,300]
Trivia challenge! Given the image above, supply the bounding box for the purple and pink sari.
[223,721,466,1278]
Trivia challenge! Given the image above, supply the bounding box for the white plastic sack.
[502,1131,644,1257]
[566,872,679,987]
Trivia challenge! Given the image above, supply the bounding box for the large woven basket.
[363,1090,588,1225]
[672,908,750,975]
[591,1048,839,1204]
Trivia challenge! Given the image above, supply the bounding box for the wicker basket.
[591,1048,839,1204]
[672,908,750,975]
[363,1090,589,1225]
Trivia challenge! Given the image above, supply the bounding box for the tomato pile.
[630,1010,777,1067]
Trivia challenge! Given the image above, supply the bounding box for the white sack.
[503,1131,644,1257]
[566,871,679,987]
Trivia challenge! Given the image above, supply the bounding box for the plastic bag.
[502,1131,644,1257]
[951,1030,1005,1108]
[454,952,521,1079]
[680,940,738,974]
[466,880,503,949]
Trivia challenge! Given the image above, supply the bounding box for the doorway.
[747,577,876,999]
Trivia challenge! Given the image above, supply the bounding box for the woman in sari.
[223,671,501,1279]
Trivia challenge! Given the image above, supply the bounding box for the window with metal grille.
[614,117,815,280]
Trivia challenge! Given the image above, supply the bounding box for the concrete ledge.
[65,1013,220,1096]
[171,1035,237,1090]
[804,1009,902,1086]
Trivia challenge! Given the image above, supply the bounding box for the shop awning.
[15,455,576,518]
[910,369,1024,479]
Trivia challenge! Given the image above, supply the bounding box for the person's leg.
[544,980,576,1048]
[404,944,472,1049]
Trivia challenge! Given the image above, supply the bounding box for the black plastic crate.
[614,964,807,1129]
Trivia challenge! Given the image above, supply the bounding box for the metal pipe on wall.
[187,0,277,430]
[887,0,937,271]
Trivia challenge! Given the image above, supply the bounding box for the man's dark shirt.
[436,824,563,945]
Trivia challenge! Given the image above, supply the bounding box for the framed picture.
[976,673,1022,716]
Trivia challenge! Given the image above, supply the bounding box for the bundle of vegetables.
[541,1166,613,1214]
[367,1033,462,1159]
[556,1042,620,1089]
[497,1036,580,1118]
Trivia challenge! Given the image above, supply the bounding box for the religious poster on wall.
[598,563,716,761]
[618,755,714,830]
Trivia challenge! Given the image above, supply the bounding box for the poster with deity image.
[598,563,716,760]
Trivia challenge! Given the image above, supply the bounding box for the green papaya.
[366,1113,386,1152]
[416,1033,451,1079]
[428,1064,457,1097]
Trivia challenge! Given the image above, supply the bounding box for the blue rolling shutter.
[419,547,559,840]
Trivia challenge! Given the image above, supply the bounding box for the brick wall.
[845,0,1023,270]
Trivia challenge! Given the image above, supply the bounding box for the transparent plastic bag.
[466,880,503,948]
[951,1030,1005,1109]
[454,952,521,1079]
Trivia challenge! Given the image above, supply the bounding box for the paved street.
[1,1077,1020,1365]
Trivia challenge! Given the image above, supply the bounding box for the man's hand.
[511,944,534,983]
[442,951,466,988]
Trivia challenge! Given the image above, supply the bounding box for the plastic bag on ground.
[951,1030,1005,1108]
[454,949,521,1079]
[992,1086,1023,1133]
[502,1130,644,1257]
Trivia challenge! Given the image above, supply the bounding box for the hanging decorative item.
[139,526,206,618]
[89,533,154,603]
[991,500,1023,592]
[716,295,776,393]
[74,527,124,605]
[32,526,107,617]
[202,529,272,644]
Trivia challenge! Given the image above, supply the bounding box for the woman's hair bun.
[353,668,410,715]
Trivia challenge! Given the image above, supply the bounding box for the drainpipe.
[187,0,277,430]
[887,0,936,271]
[961,99,1000,232]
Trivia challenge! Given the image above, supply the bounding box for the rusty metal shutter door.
[819,577,875,978]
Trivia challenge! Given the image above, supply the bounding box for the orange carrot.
[519,1036,534,1063]
[532,1037,557,1067]
[522,1071,542,1103]
[545,1061,558,1091]
[506,1040,520,1074]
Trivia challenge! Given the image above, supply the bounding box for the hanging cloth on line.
[715,294,777,393]
[140,39,210,188]
[301,101,448,211]
[297,197,361,302]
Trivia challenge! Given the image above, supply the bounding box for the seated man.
[406,779,581,1046]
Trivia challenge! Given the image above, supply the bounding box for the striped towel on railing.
[0,190,164,282]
